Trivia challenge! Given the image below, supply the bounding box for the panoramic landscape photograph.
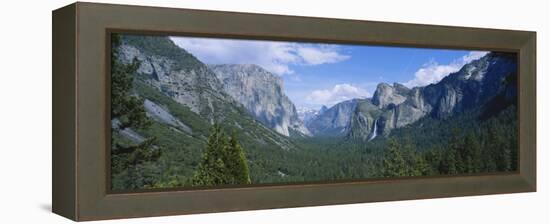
[110,34,518,191]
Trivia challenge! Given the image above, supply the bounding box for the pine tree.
[423,148,443,175]
[440,150,457,175]
[449,128,465,173]
[191,123,228,186]
[110,34,160,185]
[438,130,460,175]
[111,34,150,130]
[485,120,510,172]
[191,124,251,186]
[464,132,481,173]
[382,139,406,177]
[412,154,430,176]
[226,131,251,184]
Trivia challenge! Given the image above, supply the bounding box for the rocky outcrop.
[111,119,146,144]
[143,99,192,134]
[209,64,311,137]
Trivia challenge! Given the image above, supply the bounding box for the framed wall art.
[52,2,536,221]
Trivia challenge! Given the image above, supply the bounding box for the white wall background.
[0,0,547,223]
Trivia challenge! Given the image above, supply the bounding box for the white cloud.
[296,46,350,65]
[403,51,488,87]
[306,84,370,107]
[170,37,350,75]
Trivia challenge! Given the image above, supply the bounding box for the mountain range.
[116,35,517,145]
[309,52,517,140]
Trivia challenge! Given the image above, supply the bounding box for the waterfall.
[368,118,378,141]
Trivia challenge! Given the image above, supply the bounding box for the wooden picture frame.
[52,2,536,221]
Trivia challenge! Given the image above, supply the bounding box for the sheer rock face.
[308,53,517,140]
[422,52,517,118]
[347,99,381,140]
[306,99,359,136]
[371,83,409,109]
[209,64,311,137]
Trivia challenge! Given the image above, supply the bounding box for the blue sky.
[170,36,487,110]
